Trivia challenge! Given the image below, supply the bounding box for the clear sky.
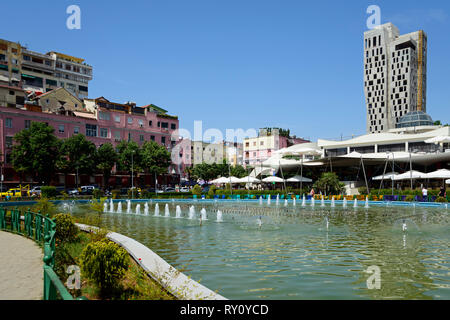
[1,0,449,141]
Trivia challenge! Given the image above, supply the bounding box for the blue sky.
[1,0,449,141]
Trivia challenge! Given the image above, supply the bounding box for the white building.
[364,23,427,133]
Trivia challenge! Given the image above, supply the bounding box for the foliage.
[92,189,103,199]
[140,141,171,175]
[79,239,129,297]
[313,172,345,195]
[190,160,247,181]
[435,196,448,203]
[207,185,217,198]
[32,198,57,216]
[111,189,121,199]
[192,185,202,196]
[95,143,118,186]
[41,186,58,198]
[116,141,141,172]
[405,195,415,202]
[11,122,61,184]
[54,213,79,243]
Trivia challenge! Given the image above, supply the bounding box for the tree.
[11,122,61,184]
[230,165,247,178]
[96,143,118,187]
[140,140,171,176]
[60,134,97,186]
[116,141,141,172]
[313,172,345,196]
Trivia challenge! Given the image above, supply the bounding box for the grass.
[54,220,175,300]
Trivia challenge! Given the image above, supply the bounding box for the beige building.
[0,38,93,99]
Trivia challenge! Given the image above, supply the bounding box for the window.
[161,122,168,129]
[58,124,65,133]
[114,131,121,141]
[161,136,166,145]
[98,111,110,121]
[74,126,80,134]
[127,117,133,124]
[86,124,97,137]
[171,123,176,130]
[128,132,132,142]
[150,135,155,141]
[138,120,143,127]
[140,135,144,142]
[25,120,31,129]
[149,121,153,127]
[5,118,12,128]
[114,115,121,123]
[5,136,13,148]
[100,128,108,138]
[260,141,264,146]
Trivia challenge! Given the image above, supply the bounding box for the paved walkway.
[0,231,43,300]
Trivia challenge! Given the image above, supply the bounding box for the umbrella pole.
[379,156,389,195]
[361,156,370,195]
[279,160,287,197]
[228,163,232,196]
[300,157,303,195]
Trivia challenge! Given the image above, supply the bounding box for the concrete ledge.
[75,223,227,301]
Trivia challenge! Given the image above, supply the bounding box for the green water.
[69,201,450,300]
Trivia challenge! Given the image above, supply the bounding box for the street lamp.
[131,150,135,199]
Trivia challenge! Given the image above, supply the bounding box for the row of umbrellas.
[210,175,312,184]
[373,169,450,183]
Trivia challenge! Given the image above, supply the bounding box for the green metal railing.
[0,207,74,300]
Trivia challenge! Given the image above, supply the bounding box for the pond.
[63,199,450,300]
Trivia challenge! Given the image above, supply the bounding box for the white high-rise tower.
[364,23,427,133]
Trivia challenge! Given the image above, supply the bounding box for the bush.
[92,189,103,199]
[435,196,448,203]
[192,185,202,196]
[54,213,79,243]
[111,189,121,199]
[41,186,58,198]
[32,198,57,216]
[79,239,129,297]
[405,195,415,202]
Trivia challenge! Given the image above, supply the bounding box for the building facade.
[244,128,309,167]
[0,38,93,99]
[364,23,427,134]
[0,90,181,187]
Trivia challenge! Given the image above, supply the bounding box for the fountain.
[144,202,149,215]
[354,199,358,208]
[176,205,182,218]
[259,197,263,205]
[109,198,114,213]
[331,197,335,208]
[302,195,306,207]
[188,206,195,219]
[201,208,207,220]
[257,216,262,229]
[267,196,271,205]
[276,194,279,205]
[117,201,123,213]
[216,210,223,222]
[154,203,160,216]
[103,201,108,213]
[284,199,288,207]
[165,204,170,217]
[365,197,369,209]
[135,204,141,215]
[311,197,315,207]
[127,200,131,214]
[293,197,296,206]
[321,196,325,207]
[325,216,329,230]
[343,197,347,208]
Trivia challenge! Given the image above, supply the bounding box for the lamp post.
[131,150,135,199]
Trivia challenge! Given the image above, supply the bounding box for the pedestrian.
[310,188,315,197]
[422,186,428,202]
[439,186,446,198]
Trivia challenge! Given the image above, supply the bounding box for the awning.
[21,73,36,79]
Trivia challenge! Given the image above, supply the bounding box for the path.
[0,231,43,300]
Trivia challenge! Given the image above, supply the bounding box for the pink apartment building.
[0,87,183,188]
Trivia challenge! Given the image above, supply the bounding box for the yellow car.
[0,188,30,198]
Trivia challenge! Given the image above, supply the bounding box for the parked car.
[164,187,175,193]
[179,187,190,193]
[30,186,43,196]
[80,186,96,195]
[67,188,79,196]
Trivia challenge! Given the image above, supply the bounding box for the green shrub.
[92,189,103,199]
[111,190,121,199]
[435,196,448,203]
[54,213,79,243]
[41,186,58,198]
[192,185,202,196]
[405,195,415,202]
[32,198,57,216]
[79,239,129,297]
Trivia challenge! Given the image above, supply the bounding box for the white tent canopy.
[423,169,450,179]
[447,179,450,185]
[372,172,399,181]
[237,176,261,184]
[211,176,241,184]
[275,145,322,157]
[286,175,313,183]
[391,170,427,181]
[262,176,285,183]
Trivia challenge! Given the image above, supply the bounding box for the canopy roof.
[423,169,450,179]
[262,176,285,183]
[286,175,313,183]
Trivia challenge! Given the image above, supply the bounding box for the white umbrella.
[446,179,450,185]
[391,170,426,181]
[424,169,450,179]
[372,172,398,181]
[262,176,285,183]
[227,176,242,184]
[237,176,261,184]
[212,177,230,184]
[424,136,450,144]
[286,175,312,183]
[275,146,322,156]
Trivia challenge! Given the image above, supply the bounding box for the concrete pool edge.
[75,223,227,301]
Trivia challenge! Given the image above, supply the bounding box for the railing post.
[43,266,57,300]
[0,207,6,230]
